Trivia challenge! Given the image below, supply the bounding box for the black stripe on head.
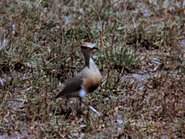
[81,46,88,49]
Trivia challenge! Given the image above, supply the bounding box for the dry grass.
[0,0,185,138]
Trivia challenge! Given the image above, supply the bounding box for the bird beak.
[93,46,99,50]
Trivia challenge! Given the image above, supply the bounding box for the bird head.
[81,42,98,56]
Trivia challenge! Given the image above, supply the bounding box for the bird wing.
[55,73,84,99]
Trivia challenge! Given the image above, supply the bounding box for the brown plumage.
[55,42,102,115]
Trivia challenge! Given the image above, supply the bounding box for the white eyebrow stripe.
[82,42,95,48]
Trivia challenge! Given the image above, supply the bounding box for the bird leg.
[66,99,74,112]
[80,98,101,116]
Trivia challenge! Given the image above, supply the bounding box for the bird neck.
[84,53,91,68]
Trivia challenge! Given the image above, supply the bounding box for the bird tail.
[55,93,61,99]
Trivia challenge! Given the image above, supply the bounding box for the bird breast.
[82,66,101,93]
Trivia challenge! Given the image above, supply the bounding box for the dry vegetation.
[0,0,185,138]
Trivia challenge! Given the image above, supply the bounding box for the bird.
[55,42,102,115]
